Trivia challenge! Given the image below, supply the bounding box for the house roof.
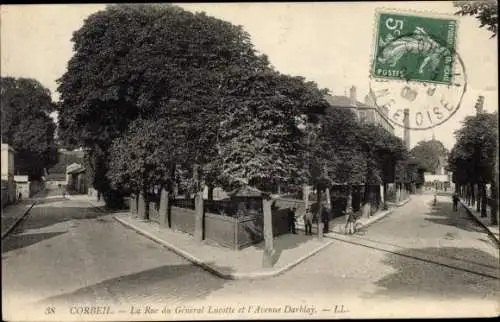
[66,163,84,174]
[68,167,86,175]
[324,94,369,108]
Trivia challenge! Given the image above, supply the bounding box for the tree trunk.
[130,193,137,215]
[207,184,214,201]
[362,184,371,217]
[317,188,324,238]
[491,180,498,225]
[262,196,275,268]
[159,187,170,228]
[193,164,204,242]
[491,147,499,225]
[325,186,331,210]
[346,185,353,214]
[480,183,488,218]
[476,184,481,213]
[303,184,310,212]
[382,183,388,210]
[138,191,146,220]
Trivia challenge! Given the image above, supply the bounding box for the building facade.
[324,86,395,134]
[1,143,16,207]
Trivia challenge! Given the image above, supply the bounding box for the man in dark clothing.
[321,206,330,233]
[452,192,459,212]
[303,207,313,235]
[287,207,297,234]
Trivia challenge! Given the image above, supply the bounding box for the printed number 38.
[386,18,404,36]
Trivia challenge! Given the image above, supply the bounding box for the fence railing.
[172,198,195,210]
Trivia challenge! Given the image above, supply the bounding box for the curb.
[1,201,36,239]
[357,209,394,230]
[113,215,333,280]
[459,199,500,246]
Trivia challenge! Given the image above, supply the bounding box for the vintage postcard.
[1,1,498,321]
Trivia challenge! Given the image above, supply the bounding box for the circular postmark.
[369,16,467,130]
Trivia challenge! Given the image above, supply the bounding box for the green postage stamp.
[372,11,458,84]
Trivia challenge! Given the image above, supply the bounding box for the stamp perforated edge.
[367,7,468,131]
[369,7,461,86]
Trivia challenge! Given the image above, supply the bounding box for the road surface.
[2,191,498,320]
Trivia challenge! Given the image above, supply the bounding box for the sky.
[1,2,498,150]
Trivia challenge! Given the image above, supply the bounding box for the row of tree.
[54,4,416,215]
[447,111,498,225]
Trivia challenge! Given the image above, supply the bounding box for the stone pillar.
[194,189,204,242]
[129,193,137,214]
[138,192,146,220]
[303,184,310,212]
[159,187,170,228]
[262,196,275,268]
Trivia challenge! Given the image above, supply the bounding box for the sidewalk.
[1,199,37,239]
[460,199,499,245]
[296,197,410,235]
[114,213,333,280]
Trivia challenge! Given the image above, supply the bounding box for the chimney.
[475,95,485,115]
[349,86,357,107]
[403,108,410,150]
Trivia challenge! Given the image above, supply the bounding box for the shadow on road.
[36,262,232,305]
[1,231,66,254]
[2,201,110,254]
[424,198,485,234]
[364,246,500,301]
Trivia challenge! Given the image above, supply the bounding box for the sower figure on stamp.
[303,207,313,235]
[287,206,297,234]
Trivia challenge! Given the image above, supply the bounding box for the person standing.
[287,206,297,234]
[303,207,313,235]
[452,192,459,212]
[344,210,357,235]
[321,205,330,233]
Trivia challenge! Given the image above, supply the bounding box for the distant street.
[2,190,499,319]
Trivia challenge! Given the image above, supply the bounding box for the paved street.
[2,191,499,319]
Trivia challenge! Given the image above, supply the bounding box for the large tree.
[448,112,498,223]
[357,123,408,214]
[57,4,270,204]
[1,77,58,179]
[217,70,329,191]
[410,139,448,174]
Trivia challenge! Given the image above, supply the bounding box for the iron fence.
[172,198,195,210]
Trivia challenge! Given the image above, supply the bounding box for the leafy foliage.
[1,77,58,179]
[410,139,448,174]
[218,71,329,191]
[448,112,498,184]
[454,0,498,37]
[107,118,186,193]
[357,123,408,185]
[57,3,271,197]
[310,106,365,187]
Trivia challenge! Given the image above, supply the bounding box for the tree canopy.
[410,139,448,174]
[448,112,498,185]
[57,3,271,196]
[218,71,329,190]
[454,0,498,37]
[1,76,58,179]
